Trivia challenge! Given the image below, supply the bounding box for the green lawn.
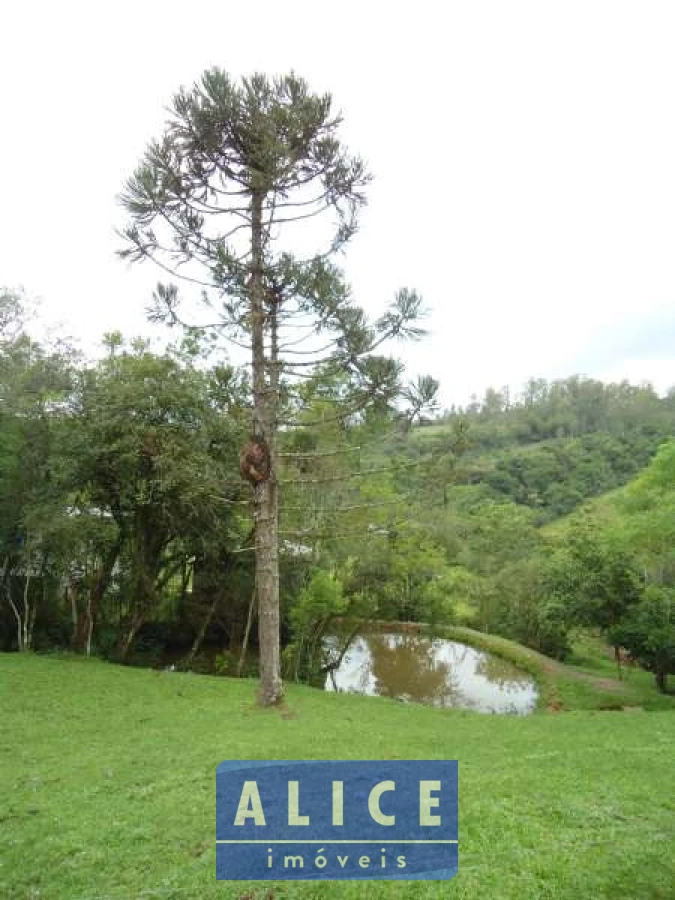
[1,652,674,900]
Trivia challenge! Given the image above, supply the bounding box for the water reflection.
[324,633,537,715]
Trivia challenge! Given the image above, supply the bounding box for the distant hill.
[399,375,674,522]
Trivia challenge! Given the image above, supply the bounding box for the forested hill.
[401,376,674,522]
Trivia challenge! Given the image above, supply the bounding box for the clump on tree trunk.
[239,438,271,485]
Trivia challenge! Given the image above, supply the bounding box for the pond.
[323,632,538,715]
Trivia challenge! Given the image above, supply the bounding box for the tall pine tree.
[119,70,425,705]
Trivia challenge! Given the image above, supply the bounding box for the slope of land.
[2,653,673,900]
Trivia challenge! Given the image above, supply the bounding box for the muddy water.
[324,632,538,714]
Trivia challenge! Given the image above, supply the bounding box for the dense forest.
[2,286,673,690]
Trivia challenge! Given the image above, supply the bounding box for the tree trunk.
[85,593,94,658]
[655,666,668,693]
[228,619,244,653]
[72,538,121,654]
[254,477,281,703]
[250,189,282,706]
[22,572,33,651]
[118,521,164,663]
[70,584,87,653]
[119,614,144,663]
[186,595,219,666]
[6,580,23,651]
[322,624,361,674]
[2,558,23,651]
[237,579,257,678]
[118,567,151,663]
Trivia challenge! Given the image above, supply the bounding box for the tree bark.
[2,558,23,651]
[118,520,164,663]
[186,594,218,666]
[70,583,86,652]
[119,617,143,663]
[22,571,33,651]
[250,189,282,705]
[321,624,361,675]
[72,538,121,655]
[655,666,668,693]
[6,580,23,651]
[237,578,257,678]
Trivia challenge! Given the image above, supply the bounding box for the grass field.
[1,651,674,900]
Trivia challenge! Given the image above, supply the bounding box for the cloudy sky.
[1,0,673,408]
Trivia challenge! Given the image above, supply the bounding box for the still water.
[324,632,538,715]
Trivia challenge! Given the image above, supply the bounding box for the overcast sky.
[2,0,673,408]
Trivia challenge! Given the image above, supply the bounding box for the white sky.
[1,0,674,408]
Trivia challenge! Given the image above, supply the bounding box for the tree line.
[2,285,672,689]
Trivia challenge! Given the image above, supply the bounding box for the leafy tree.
[612,586,673,692]
[345,524,453,625]
[55,505,121,655]
[282,569,351,683]
[119,69,427,703]
[0,287,27,343]
[0,313,76,651]
[491,557,572,659]
[456,499,541,576]
[548,518,643,672]
[69,339,245,660]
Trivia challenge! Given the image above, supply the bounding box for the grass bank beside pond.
[355,620,675,713]
[2,652,674,900]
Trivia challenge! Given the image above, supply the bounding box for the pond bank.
[332,619,667,712]
[324,630,538,714]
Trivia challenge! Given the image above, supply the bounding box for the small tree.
[612,586,673,693]
[549,518,642,674]
[119,70,427,704]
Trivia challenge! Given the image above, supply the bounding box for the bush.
[215,650,235,676]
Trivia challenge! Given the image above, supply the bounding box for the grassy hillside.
[2,653,673,900]
[541,486,627,537]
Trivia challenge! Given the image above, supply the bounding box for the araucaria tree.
[119,70,428,705]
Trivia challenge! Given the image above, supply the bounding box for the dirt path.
[538,657,632,693]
